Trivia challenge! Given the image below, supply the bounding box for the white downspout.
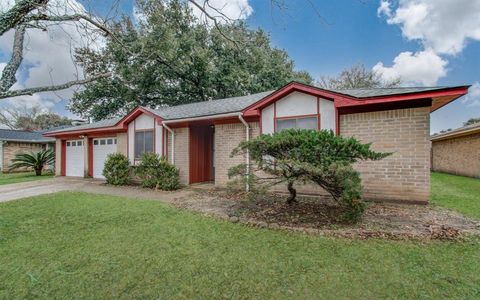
[162,123,175,164]
[238,113,250,192]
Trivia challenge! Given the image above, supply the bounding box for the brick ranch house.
[44,82,469,203]
[431,122,480,178]
[0,129,55,172]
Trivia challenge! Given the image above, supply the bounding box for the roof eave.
[43,126,126,138]
[0,138,54,143]
[431,126,480,141]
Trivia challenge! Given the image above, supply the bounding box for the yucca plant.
[9,149,55,176]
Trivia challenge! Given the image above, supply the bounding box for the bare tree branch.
[0,0,48,35]
[24,13,113,38]
[0,25,26,92]
[0,72,111,99]
[188,0,239,46]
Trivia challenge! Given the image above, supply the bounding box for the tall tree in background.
[0,106,73,130]
[70,0,313,120]
[0,0,264,100]
[317,64,400,90]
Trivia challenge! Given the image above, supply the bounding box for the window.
[77,141,82,146]
[107,139,113,145]
[72,141,76,146]
[93,140,98,145]
[134,130,154,158]
[66,141,70,146]
[276,116,318,132]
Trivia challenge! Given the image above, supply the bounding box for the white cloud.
[376,0,480,86]
[190,0,253,24]
[379,0,480,55]
[373,50,448,86]
[377,0,391,18]
[0,0,104,113]
[461,82,480,107]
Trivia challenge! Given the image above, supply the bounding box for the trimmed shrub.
[103,153,130,185]
[230,129,390,222]
[134,153,180,190]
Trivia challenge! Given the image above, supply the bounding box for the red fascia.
[334,86,469,108]
[44,128,126,139]
[116,107,163,128]
[44,106,163,138]
[242,82,339,117]
[242,82,469,116]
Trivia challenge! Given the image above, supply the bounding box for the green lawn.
[1,192,479,299]
[0,172,53,186]
[431,172,480,219]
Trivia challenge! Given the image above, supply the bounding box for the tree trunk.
[286,180,297,205]
[35,167,42,176]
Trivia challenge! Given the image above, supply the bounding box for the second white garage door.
[93,137,117,179]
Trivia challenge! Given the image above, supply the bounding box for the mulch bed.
[233,194,350,227]
[173,188,480,241]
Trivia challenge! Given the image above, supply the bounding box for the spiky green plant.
[9,149,55,176]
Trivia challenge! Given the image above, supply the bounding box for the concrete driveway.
[0,177,193,203]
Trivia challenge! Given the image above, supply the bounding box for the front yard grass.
[1,191,479,299]
[431,172,480,219]
[0,171,53,186]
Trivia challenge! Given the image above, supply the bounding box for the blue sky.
[1,0,479,133]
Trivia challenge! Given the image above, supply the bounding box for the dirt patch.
[171,188,480,240]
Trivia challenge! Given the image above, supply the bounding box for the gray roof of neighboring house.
[430,122,480,141]
[45,84,467,134]
[331,86,453,98]
[0,129,55,143]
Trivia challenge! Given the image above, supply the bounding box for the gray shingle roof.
[45,83,467,134]
[0,129,55,143]
[331,86,452,98]
[47,118,122,134]
[149,90,274,120]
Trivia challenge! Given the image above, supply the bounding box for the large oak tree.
[70,0,313,120]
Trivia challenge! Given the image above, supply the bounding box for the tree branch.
[0,25,26,92]
[0,72,111,99]
[188,0,239,46]
[0,0,48,35]
[21,12,134,51]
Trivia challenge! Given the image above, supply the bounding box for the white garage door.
[93,137,117,179]
[66,140,85,177]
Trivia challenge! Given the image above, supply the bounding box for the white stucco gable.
[261,91,336,134]
[127,113,164,162]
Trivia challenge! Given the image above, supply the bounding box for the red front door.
[189,125,214,184]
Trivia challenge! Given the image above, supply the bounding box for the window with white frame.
[134,130,154,158]
[275,116,318,132]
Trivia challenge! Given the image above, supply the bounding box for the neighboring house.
[431,122,480,178]
[44,82,469,203]
[0,129,55,172]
